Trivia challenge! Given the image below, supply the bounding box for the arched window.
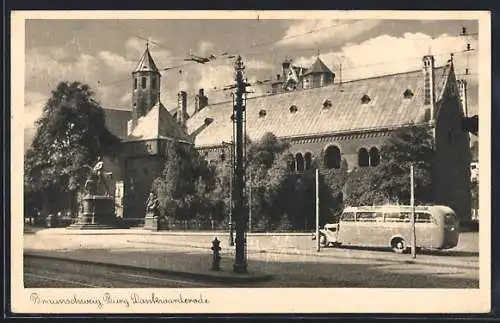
[324,145,341,169]
[369,147,380,167]
[304,152,312,170]
[286,154,296,172]
[296,153,305,172]
[134,78,138,89]
[151,76,156,89]
[141,77,147,89]
[358,148,369,167]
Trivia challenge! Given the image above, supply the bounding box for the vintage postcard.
[11,10,491,314]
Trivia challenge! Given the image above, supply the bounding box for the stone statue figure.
[145,192,160,217]
[83,156,112,196]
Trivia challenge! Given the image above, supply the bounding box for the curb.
[126,239,479,270]
[24,252,274,284]
[34,229,312,237]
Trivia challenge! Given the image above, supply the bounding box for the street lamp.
[222,141,234,246]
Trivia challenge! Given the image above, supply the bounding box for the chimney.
[195,88,208,113]
[457,79,468,117]
[177,91,187,125]
[422,55,436,122]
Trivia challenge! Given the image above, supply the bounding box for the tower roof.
[133,45,160,73]
[303,57,334,76]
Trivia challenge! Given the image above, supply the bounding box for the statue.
[145,192,160,217]
[83,156,112,196]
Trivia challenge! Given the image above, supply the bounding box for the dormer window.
[323,99,332,109]
[361,94,371,104]
[289,105,298,113]
[259,109,267,118]
[403,89,414,99]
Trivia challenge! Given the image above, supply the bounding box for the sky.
[24,17,479,149]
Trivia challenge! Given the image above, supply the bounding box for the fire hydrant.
[211,237,221,271]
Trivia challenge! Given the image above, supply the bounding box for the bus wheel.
[391,238,406,254]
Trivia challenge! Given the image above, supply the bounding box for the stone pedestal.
[67,195,122,230]
[143,213,159,231]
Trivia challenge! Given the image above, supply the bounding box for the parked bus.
[317,205,459,253]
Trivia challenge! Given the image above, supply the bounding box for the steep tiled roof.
[303,57,334,76]
[133,46,160,73]
[127,102,192,142]
[104,108,132,139]
[186,65,451,148]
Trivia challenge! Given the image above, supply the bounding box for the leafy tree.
[24,81,120,214]
[345,125,434,206]
[247,132,290,169]
[152,141,216,226]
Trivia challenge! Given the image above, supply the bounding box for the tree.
[24,81,120,214]
[152,141,216,226]
[345,125,434,206]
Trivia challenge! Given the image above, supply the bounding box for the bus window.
[341,212,355,222]
[385,212,409,222]
[416,212,435,224]
[357,212,383,222]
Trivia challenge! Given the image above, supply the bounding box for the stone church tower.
[129,43,161,133]
[119,44,192,221]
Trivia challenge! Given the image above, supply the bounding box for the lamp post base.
[233,263,248,274]
[229,222,234,246]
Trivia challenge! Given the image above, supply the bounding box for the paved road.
[24,255,221,288]
[24,251,479,288]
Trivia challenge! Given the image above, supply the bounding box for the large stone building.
[104,46,473,222]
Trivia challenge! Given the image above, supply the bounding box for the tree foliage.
[345,125,435,206]
[24,81,120,213]
[152,141,217,225]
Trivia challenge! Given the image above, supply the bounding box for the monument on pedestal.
[67,157,121,230]
[143,192,161,231]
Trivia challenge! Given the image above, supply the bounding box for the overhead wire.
[30,22,479,108]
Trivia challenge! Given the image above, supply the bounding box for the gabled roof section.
[186,65,451,148]
[133,45,160,73]
[104,108,132,139]
[127,102,192,142]
[303,57,334,76]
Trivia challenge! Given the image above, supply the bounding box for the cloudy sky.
[24,17,479,148]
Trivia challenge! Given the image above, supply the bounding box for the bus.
[317,205,459,253]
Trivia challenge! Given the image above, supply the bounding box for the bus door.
[413,211,439,248]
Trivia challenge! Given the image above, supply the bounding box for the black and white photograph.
[11,10,491,314]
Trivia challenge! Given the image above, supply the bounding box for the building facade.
[105,47,473,222]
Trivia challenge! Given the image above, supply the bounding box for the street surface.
[23,228,480,288]
[24,255,220,288]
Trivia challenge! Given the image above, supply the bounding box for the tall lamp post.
[222,141,234,246]
[232,55,248,274]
